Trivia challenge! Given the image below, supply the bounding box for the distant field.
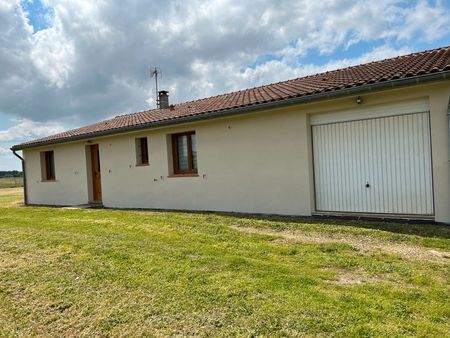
[0,177,23,188]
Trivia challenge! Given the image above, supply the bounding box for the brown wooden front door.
[90,144,102,202]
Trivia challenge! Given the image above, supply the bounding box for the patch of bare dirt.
[230,225,450,263]
[321,267,386,285]
[0,187,23,196]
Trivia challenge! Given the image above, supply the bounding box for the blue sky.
[0,0,449,170]
[20,0,54,32]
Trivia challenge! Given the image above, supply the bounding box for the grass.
[0,188,449,337]
[0,177,23,188]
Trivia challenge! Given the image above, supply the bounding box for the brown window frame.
[136,137,149,165]
[172,131,197,175]
[44,151,55,181]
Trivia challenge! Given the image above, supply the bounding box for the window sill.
[41,179,57,182]
[168,173,199,178]
[135,163,150,167]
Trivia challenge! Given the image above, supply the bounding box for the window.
[172,131,197,174]
[41,151,55,181]
[135,137,149,165]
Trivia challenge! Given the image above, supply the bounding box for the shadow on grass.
[215,212,450,240]
[100,204,450,241]
[18,198,450,241]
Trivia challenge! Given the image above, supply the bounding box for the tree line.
[0,171,23,178]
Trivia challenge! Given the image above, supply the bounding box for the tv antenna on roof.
[150,67,162,108]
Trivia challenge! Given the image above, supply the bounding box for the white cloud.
[0,0,448,127]
[31,19,75,88]
[0,146,10,155]
[0,119,65,142]
[0,117,65,170]
[398,0,450,42]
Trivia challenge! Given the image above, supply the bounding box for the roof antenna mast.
[150,67,162,108]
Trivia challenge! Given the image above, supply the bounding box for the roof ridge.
[12,45,450,150]
[114,45,450,120]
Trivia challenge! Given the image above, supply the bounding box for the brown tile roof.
[13,46,450,150]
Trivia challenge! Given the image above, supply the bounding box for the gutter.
[11,149,28,205]
[11,70,450,151]
[448,98,450,162]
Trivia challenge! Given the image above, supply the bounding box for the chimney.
[158,90,169,109]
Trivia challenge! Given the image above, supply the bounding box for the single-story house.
[11,46,450,223]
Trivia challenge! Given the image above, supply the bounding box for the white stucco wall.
[98,110,311,215]
[429,86,450,223]
[24,143,89,205]
[22,81,450,222]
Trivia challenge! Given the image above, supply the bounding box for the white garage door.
[312,110,434,215]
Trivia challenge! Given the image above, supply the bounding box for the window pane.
[51,152,55,178]
[141,138,148,164]
[46,151,55,179]
[136,141,142,163]
[191,134,197,170]
[177,135,189,170]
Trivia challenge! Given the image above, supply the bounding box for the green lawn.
[0,188,449,337]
